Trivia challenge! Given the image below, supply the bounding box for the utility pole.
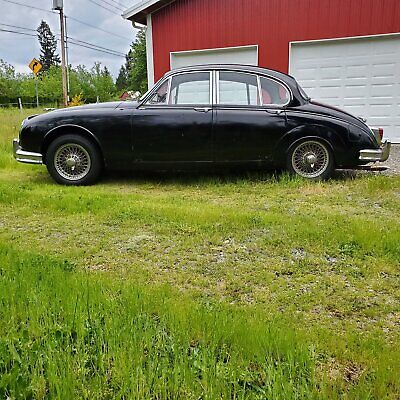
[35,76,39,107]
[53,0,68,107]
[64,15,70,102]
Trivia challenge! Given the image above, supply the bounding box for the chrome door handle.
[266,109,284,115]
[194,107,212,113]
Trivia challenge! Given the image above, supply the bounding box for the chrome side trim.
[359,141,391,162]
[13,139,43,164]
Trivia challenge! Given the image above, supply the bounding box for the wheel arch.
[42,125,104,165]
[273,124,346,167]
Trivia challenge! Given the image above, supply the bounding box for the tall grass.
[1,108,399,398]
[0,245,317,399]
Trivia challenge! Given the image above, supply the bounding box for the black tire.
[287,139,334,180]
[46,134,103,185]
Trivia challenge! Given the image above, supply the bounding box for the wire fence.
[0,99,60,109]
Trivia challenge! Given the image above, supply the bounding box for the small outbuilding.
[123,0,400,142]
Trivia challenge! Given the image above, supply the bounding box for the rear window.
[260,77,290,106]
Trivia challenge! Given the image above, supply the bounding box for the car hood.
[304,100,370,132]
[54,101,123,112]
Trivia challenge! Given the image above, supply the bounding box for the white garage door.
[290,35,400,143]
[170,45,258,70]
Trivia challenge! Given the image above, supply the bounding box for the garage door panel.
[372,63,396,77]
[344,105,368,115]
[343,86,368,98]
[290,35,400,142]
[346,65,369,78]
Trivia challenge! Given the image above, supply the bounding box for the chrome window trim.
[166,76,172,104]
[144,77,171,106]
[168,70,213,106]
[142,68,294,108]
[257,75,263,106]
[216,70,260,107]
[258,75,292,107]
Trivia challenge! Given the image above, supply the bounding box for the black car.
[13,64,391,185]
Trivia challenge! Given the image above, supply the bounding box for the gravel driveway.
[382,144,400,175]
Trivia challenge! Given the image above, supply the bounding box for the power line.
[96,0,125,12]
[0,28,36,37]
[1,0,131,41]
[66,16,132,41]
[68,40,124,57]
[87,0,121,15]
[0,0,57,14]
[0,27,125,58]
[67,36,125,56]
[107,0,129,9]
[0,22,35,32]
[0,22,125,57]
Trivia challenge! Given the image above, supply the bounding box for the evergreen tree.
[116,65,128,91]
[126,29,147,94]
[37,20,60,72]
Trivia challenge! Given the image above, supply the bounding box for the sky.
[0,0,142,77]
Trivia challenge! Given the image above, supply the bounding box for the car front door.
[213,71,291,164]
[132,71,213,165]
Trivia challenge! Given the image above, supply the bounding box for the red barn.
[123,0,400,142]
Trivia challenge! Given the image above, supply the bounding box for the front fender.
[41,124,105,166]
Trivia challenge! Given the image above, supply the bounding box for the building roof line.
[122,0,175,23]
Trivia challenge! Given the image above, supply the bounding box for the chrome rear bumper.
[13,138,43,164]
[359,141,391,163]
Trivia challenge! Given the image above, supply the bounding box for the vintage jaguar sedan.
[13,64,391,185]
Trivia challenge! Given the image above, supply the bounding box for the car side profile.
[13,64,391,185]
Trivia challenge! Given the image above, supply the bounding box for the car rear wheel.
[46,135,102,185]
[287,140,334,180]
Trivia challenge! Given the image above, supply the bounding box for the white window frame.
[144,71,213,107]
[216,71,262,106]
[215,71,292,108]
[258,75,291,107]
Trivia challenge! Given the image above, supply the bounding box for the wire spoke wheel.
[291,141,330,179]
[54,143,91,181]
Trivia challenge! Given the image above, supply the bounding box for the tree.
[71,63,117,103]
[116,65,128,91]
[37,20,60,72]
[126,29,147,94]
[0,59,18,102]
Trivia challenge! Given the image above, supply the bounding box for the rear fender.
[273,124,348,166]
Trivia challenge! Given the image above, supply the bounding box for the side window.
[260,77,290,106]
[218,72,260,106]
[169,72,211,105]
[147,79,169,105]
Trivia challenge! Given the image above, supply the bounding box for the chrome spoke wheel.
[291,141,330,178]
[54,143,91,181]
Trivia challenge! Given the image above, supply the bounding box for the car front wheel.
[46,134,102,185]
[287,140,334,180]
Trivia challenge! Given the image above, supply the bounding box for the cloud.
[0,0,142,77]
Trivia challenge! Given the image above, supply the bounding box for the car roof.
[164,64,297,85]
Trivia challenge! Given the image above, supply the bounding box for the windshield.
[297,83,311,101]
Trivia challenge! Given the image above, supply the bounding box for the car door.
[213,71,291,164]
[132,71,213,165]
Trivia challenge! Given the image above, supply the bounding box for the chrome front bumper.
[359,141,391,163]
[13,139,43,164]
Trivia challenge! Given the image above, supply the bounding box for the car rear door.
[213,71,291,164]
[132,71,213,165]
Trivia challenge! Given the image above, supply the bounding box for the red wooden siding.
[151,0,400,81]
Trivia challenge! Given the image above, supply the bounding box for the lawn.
[0,108,399,399]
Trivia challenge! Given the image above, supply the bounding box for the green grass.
[0,108,399,398]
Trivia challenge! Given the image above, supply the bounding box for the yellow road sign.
[29,58,43,75]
